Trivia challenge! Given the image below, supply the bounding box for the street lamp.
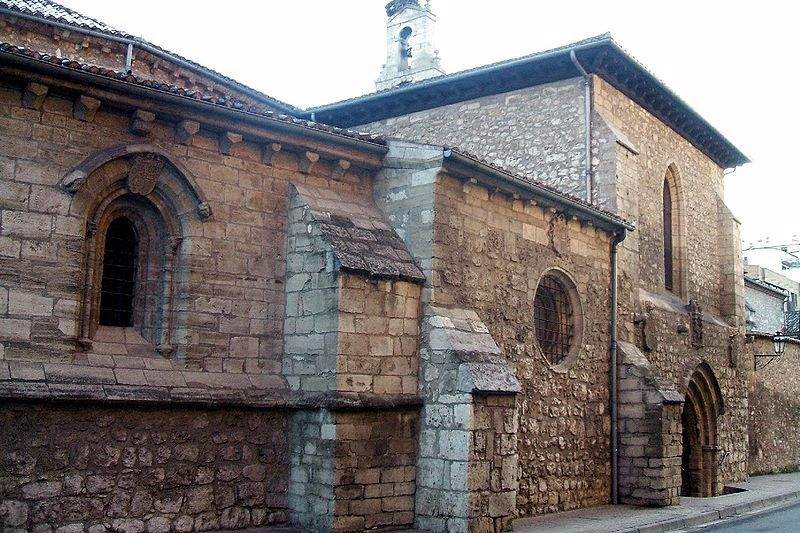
[754,332,789,370]
[773,335,787,356]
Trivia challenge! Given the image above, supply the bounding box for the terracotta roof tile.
[0,0,299,112]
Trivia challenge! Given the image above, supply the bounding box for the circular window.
[534,271,581,367]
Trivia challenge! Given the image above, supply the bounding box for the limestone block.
[219,131,243,155]
[0,211,52,239]
[0,318,31,340]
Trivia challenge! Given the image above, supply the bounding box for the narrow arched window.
[663,177,675,292]
[99,217,139,327]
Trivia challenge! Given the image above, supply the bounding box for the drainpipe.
[570,50,593,204]
[610,229,627,505]
[125,43,134,74]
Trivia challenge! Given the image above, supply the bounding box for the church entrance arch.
[681,362,724,497]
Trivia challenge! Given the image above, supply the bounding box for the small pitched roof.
[291,183,425,283]
[0,0,299,114]
[306,34,748,169]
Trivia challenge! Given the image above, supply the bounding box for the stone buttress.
[282,181,425,531]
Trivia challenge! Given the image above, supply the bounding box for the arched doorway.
[681,362,724,497]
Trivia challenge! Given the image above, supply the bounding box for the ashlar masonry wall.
[0,53,428,533]
[747,338,800,475]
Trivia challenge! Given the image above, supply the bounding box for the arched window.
[99,217,139,327]
[663,176,675,292]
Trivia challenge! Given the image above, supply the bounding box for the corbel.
[262,143,282,165]
[175,120,200,145]
[489,187,503,202]
[73,95,101,122]
[219,131,243,155]
[299,151,320,173]
[22,82,48,110]
[129,109,155,136]
[332,159,351,181]
[462,176,478,193]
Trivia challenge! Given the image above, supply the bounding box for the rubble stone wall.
[361,79,588,200]
[748,339,800,475]
[0,401,289,532]
[429,172,614,516]
[593,77,749,489]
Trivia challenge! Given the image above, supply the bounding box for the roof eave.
[307,38,749,169]
[443,149,634,235]
[0,48,388,162]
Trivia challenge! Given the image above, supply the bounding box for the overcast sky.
[60,0,795,246]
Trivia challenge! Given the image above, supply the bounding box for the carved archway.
[59,145,210,356]
[681,361,725,497]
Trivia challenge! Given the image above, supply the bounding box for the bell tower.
[376,0,445,91]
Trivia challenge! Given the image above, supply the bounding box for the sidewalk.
[513,472,800,532]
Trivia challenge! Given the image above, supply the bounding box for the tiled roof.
[0,0,130,35]
[0,41,385,145]
[292,183,426,283]
[0,0,299,113]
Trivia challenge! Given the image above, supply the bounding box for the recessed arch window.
[534,271,583,367]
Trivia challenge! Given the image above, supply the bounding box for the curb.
[622,490,800,533]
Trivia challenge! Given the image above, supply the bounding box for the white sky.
[59,0,796,246]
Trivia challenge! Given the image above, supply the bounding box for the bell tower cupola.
[376,0,445,91]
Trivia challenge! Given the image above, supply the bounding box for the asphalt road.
[700,502,800,532]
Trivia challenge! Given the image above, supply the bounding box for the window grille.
[99,217,139,327]
[534,274,574,365]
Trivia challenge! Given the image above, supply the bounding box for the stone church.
[0,0,792,532]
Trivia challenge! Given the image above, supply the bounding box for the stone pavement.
[513,472,800,532]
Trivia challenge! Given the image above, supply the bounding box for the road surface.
[699,502,800,532]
